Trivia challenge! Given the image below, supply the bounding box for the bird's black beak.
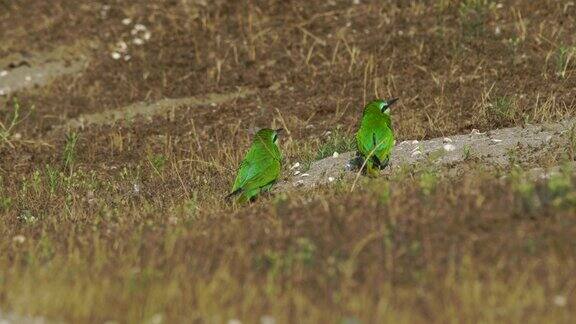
[387,98,399,106]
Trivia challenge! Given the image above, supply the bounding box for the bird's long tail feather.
[225,188,242,201]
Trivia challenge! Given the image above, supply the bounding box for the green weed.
[315,132,356,161]
[63,132,79,172]
[556,46,574,78]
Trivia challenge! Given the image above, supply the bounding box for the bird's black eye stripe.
[273,134,278,142]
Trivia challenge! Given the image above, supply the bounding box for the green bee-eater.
[227,128,283,203]
[355,98,398,177]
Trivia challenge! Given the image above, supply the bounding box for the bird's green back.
[356,101,394,163]
[230,129,282,199]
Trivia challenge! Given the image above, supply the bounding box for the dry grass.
[1,0,576,322]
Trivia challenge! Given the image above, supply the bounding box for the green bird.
[355,98,398,177]
[227,128,283,203]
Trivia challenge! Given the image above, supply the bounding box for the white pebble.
[471,129,484,135]
[328,177,335,182]
[133,38,144,45]
[290,162,300,170]
[25,75,32,82]
[553,295,567,307]
[491,139,503,143]
[332,151,339,158]
[12,235,26,244]
[143,31,152,41]
[411,140,419,144]
[443,144,456,152]
[293,171,301,176]
[117,40,128,52]
[124,55,132,61]
[260,315,276,324]
[132,24,147,34]
[300,173,310,177]
[294,180,305,187]
[443,137,452,143]
[122,18,133,25]
[0,70,8,77]
[0,89,5,96]
[111,52,122,60]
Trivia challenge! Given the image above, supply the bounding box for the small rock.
[491,139,503,143]
[290,162,300,170]
[553,295,567,307]
[443,144,456,152]
[411,140,419,144]
[122,18,133,25]
[344,162,354,171]
[260,316,276,324]
[133,24,147,32]
[293,171,301,176]
[443,137,452,143]
[116,40,128,52]
[471,129,484,135]
[12,235,26,244]
[495,26,501,36]
[332,151,339,158]
[300,173,310,177]
[0,70,8,77]
[328,177,335,182]
[111,52,122,60]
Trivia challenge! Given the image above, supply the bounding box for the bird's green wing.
[356,116,394,162]
[373,126,394,163]
[241,158,281,192]
[231,147,280,195]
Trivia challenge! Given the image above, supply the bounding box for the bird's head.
[377,98,399,115]
[256,128,283,145]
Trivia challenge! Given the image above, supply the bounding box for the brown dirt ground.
[1,0,576,323]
